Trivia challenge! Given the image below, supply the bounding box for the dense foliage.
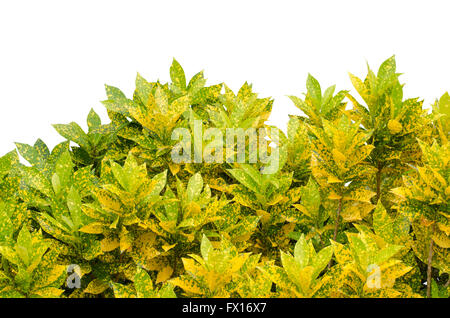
[0,56,448,298]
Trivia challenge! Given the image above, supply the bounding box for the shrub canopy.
[0,56,448,298]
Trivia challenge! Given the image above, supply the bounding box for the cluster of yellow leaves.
[309,115,376,222]
[391,139,449,273]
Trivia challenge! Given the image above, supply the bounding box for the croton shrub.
[0,56,448,298]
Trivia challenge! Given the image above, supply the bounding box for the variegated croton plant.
[0,56,448,298]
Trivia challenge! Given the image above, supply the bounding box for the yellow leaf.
[79,222,105,234]
[162,243,177,252]
[181,232,195,242]
[432,232,450,248]
[168,163,180,176]
[298,266,314,295]
[390,187,409,200]
[327,175,343,184]
[156,266,174,284]
[142,257,167,272]
[110,282,136,298]
[184,202,202,219]
[170,276,203,295]
[94,188,123,212]
[328,192,342,200]
[293,204,312,218]
[387,119,403,134]
[84,279,109,295]
[119,228,133,252]
[134,232,159,260]
[332,149,348,172]
[379,261,412,288]
[330,240,353,264]
[33,264,66,289]
[438,222,450,236]
[267,194,284,206]
[349,73,370,102]
[340,202,374,222]
[100,234,119,252]
[33,287,64,298]
[159,220,177,234]
[343,188,376,203]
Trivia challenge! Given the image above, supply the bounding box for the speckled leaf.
[84,278,109,294]
[373,202,394,243]
[18,166,53,197]
[110,282,136,298]
[0,207,14,244]
[170,58,186,91]
[187,172,203,202]
[67,186,82,229]
[293,234,309,268]
[87,108,101,131]
[53,122,90,149]
[134,266,155,297]
[306,74,322,107]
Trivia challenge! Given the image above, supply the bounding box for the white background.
[1,0,449,155]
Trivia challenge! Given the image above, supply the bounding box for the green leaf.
[134,267,155,298]
[163,188,178,222]
[187,172,203,202]
[15,142,43,168]
[347,233,368,269]
[0,150,18,177]
[280,251,303,289]
[311,245,333,279]
[200,235,213,261]
[105,84,127,102]
[16,226,32,264]
[372,201,394,243]
[52,123,90,149]
[300,178,321,217]
[0,207,14,244]
[293,234,310,268]
[135,73,153,106]
[377,55,396,87]
[150,170,167,196]
[110,282,136,298]
[19,166,53,197]
[0,246,21,266]
[187,71,206,95]
[110,161,129,192]
[14,268,32,292]
[349,73,370,104]
[227,169,260,194]
[67,186,82,230]
[0,288,25,298]
[87,108,101,132]
[306,74,322,108]
[170,58,186,91]
[373,244,403,265]
[438,92,450,116]
[322,85,336,106]
[32,249,65,289]
[158,283,177,298]
[54,151,74,189]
